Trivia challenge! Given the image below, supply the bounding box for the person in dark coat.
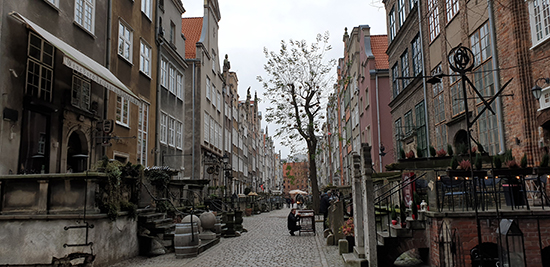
[319,191,331,230]
[287,208,301,236]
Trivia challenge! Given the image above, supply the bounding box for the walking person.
[319,191,331,230]
[287,208,301,236]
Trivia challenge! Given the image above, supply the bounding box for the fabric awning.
[10,12,141,105]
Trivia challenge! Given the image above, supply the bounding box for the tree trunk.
[309,149,320,213]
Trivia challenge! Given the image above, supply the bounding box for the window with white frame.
[428,0,440,42]
[141,0,152,19]
[529,0,550,46]
[395,118,403,157]
[176,72,183,99]
[477,103,499,155]
[118,22,132,62]
[27,32,54,102]
[233,128,237,145]
[45,0,59,7]
[169,66,176,94]
[401,51,410,88]
[217,90,221,112]
[446,0,459,23]
[217,123,222,149]
[206,76,211,100]
[470,22,491,67]
[210,117,215,146]
[449,69,464,116]
[212,50,216,73]
[140,40,151,76]
[398,0,406,27]
[116,96,130,126]
[204,112,210,143]
[176,121,183,149]
[389,7,396,42]
[168,117,175,146]
[71,73,91,111]
[160,58,168,87]
[411,34,422,76]
[137,102,149,166]
[170,22,176,44]
[75,0,94,33]
[160,112,167,144]
[214,122,219,148]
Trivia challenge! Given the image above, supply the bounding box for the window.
[26,32,54,102]
[212,50,217,73]
[401,51,410,88]
[160,58,168,87]
[470,22,491,67]
[428,0,440,42]
[389,7,396,41]
[450,78,464,116]
[446,0,459,23]
[169,66,176,94]
[176,121,183,149]
[529,0,550,46]
[140,40,151,76]
[170,22,176,44]
[116,96,130,126]
[137,103,149,166]
[395,118,404,157]
[38,133,47,154]
[435,124,447,150]
[410,0,417,10]
[176,72,184,99]
[478,103,499,155]
[160,113,167,144]
[204,112,210,143]
[474,60,495,101]
[210,116,215,146]
[398,0,406,27]
[118,22,132,62]
[392,64,400,97]
[404,110,414,136]
[45,0,59,7]
[217,90,221,112]
[415,101,427,157]
[411,34,422,76]
[206,76,211,100]
[141,0,152,19]
[71,73,91,110]
[75,0,94,33]
[169,117,175,146]
[432,64,445,123]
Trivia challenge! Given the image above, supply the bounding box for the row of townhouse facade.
[0,0,281,195]
[382,0,549,167]
[318,26,394,187]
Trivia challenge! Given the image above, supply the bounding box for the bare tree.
[257,32,335,212]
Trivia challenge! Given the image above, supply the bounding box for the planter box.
[447,170,487,178]
[492,168,533,177]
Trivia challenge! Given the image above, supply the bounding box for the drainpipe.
[376,73,382,171]
[192,61,196,179]
[103,0,112,158]
[155,30,164,165]
[487,0,506,154]
[417,0,431,153]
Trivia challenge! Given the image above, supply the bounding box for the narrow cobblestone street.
[111,207,345,267]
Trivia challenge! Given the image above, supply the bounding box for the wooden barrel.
[174,222,200,258]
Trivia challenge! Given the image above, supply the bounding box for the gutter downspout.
[376,73,383,171]
[155,11,163,166]
[418,0,431,154]
[487,0,506,154]
[192,61,196,179]
[104,0,112,158]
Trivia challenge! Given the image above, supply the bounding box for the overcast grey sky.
[181,0,388,159]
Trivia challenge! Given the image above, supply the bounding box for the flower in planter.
[436,148,447,157]
[340,218,354,236]
[406,150,416,159]
[459,159,471,171]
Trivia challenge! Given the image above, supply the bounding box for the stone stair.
[137,209,176,255]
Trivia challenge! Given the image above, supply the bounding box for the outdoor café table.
[296,209,315,235]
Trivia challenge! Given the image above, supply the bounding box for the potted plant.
[340,218,355,252]
[436,148,447,157]
[447,144,454,156]
[430,146,437,158]
[390,206,397,225]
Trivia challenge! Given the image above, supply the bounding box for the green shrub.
[429,146,437,157]
[520,154,528,168]
[450,156,459,170]
[447,144,454,156]
[400,149,406,160]
[474,153,482,170]
[494,155,502,169]
[541,154,549,167]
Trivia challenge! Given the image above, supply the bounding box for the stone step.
[342,253,368,267]
[147,218,173,228]
[138,213,165,224]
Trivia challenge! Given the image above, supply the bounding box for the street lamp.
[532,77,550,100]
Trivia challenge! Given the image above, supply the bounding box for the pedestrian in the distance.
[319,191,331,230]
[286,197,291,208]
[287,208,301,236]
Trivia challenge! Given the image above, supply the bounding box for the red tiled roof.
[181,17,203,59]
[370,35,389,70]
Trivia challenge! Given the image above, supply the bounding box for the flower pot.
[411,214,416,220]
[391,219,397,225]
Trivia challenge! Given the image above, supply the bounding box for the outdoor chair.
[439,176,471,211]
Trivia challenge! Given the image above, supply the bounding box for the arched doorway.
[470,242,499,267]
[454,130,468,154]
[67,131,88,172]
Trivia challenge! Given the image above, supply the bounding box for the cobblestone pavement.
[111,207,345,267]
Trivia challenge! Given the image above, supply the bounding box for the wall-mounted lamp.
[532,77,550,100]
